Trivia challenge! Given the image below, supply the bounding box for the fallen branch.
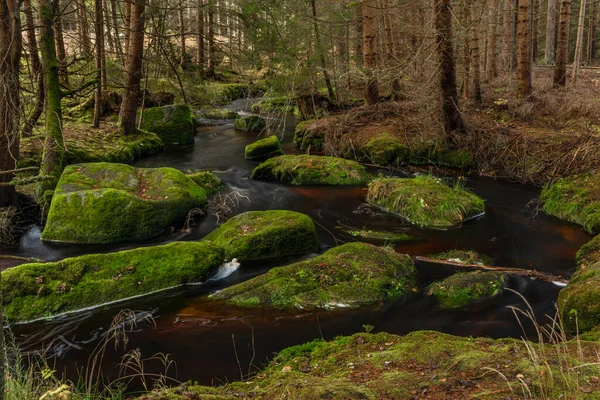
[414,256,568,285]
[0,166,39,175]
[0,255,46,263]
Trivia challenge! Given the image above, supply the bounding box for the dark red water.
[4,101,591,389]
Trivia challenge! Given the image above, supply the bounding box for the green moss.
[339,227,412,242]
[576,235,600,269]
[366,176,485,228]
[197,108,238,120]
[2,241,224,322]
[427,271,507,308]
[558,262,600,335]
[234,115,266,132]
[41,163,208,244]
[293,119,324,151]
[186,171,223,196]
[357,134,410,166]
[244,136,283,160]
[251,155,371,186]
[213,242,417,309]
[540,172,600,234]
[140,104,197,144]
[409,143,474,169]
[251,96,296,114]
[431,249,494,265]
[203,210,318,262]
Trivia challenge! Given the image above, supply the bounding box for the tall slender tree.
[22,0,45,138]
[310,0,336,100]
[470,0,482,103]
[197,0,205,75]
[363,0,379,104]
[94,0,104,128]
[553,0,572,86]
[545,0,557,63]
[572,0,587,85]
[587,0,598,61]
[486,0,499,80]
[516,0,532,96]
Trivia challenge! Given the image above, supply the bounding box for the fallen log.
[414,256,568,285]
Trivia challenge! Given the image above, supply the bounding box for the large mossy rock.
[212,242,417,309]
[186,171,224,195]
[251,96,296,114]
[140,104,196,144]
[367,176,485,228]
[540,172,600,234]
[356,134,410,166]
[41,163,208,244]
[293,119,325,151]
[244,136,283,161]
[203,210,318,262]
[197,108,238,120]
[426,271,506,308]
[2,242,224,322]
[234,115,266,132]
[558,260,600,335]
[251,155,370,186]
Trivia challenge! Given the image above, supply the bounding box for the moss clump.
[357,134,410,166]
[244,136,284,161]
[197,108,238,120]
[251,155,370,186]
[431,249,493,265]
[366,176,485,228]
[293,119,324,150]
[558,261,600,335]
[203,210,318,262]
[251,96,296,114]
[576,235,600,269]
[140,104,197,144]
[213,242,416,309]
[409,143,474,169]
[186,171,223,196]
[339,227,412,242]
[427,271,507,308]
[2,241,224,322]
[540,172,600,234]
[234,115,266,132]
[41,163,208,244]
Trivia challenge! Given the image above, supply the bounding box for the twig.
[0,255,46,263]
[0,166,39,175]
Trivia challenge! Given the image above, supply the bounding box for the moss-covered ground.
[213,242,416,309]
[351,134,410,166]
[293,119,325,151]
[2,241,224,322]
[427,271,507,308]
[42,163,208,244]
[431,249,494,265]
[203,210,318,262]
[367,176,485,228]
[244,135,283,160]
[251,155,371,186]
[558,260,600,335]
[196,108,238,120]
[234,115,267,132]
[338,227,412,242]
[186,171,223,196]
[540,172,600,234]
[140,104,197,144]
[251,96,296,114]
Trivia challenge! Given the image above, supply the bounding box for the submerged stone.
[234,115,266,132]
[366,176,485,228]
[2,241,224,322]
[251,155,370,186]
[293,119,324,150]
[340,227,412,242]
[244,135,284,161]
[203,210,318,262]
[139,104,197,144]
[212,242,417,309]
[41,163,208,244]
[431,250,493,265]
[540,172,600,234]
[426,271,507,308]
[558,259,600,335]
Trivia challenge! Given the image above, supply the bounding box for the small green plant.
[362,324,374,333]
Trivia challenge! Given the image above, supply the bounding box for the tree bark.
[110,0,123,61]
[516,0,532,96]
[355,5,363,68]
[532,0,540,60]
[486,0,499,80]
[435,0,465,133]
[119,0,145,134]
[207,0,215,77]
[54,0,69,85]
[462,0,471,99]
[471,0,482,103]
[310,0,336,100]
[22,0,45,138]
[77,0,92,57]
[0,0,22,208]
[502,0,514,70]
[179,0,187,67]
[545,0,557,63]
[124,0,132,57]
[197,0,204,75]
[93,0,104,128]
[363,0,379,105]
[587,0,598,61]
[572,0,587,85]
[553,0,572,86]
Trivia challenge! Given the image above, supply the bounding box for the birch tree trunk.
[516,0,532,96]
[545,0,557,63]
[553,0,572,86]
[572,0,587,85]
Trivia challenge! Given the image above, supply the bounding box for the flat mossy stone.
[426,271,507,308]
[198,108,238,120]
[558,261,600,335]
[140,104,196,144]
[203,210,318,262]
[251,155,370,186]
[431,250,493,265]
[2,241,224,322]
[540,172,600,234]
[339,227,412,242]
[212,242,417,309]
[366,176,485,228]
[293,119,324,150]
[41,163,208,244]
[186,171,223,196]
[357,134,410,166]
[234,115,266,132]
[244,136,284,161]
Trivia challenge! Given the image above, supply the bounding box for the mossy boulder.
[366,176,485,228]
[293,119,324,150]
[431,250,493,265]
[212,242,417,309]
[540,172,600,234]
[357,134,410,166]
[41,163,208,244]
[186,171,223,196]
[234,115,266,132]
[251,155,370,186]
[197,108,238,120]
[427,271,507,308]
[251,96,296,114]
[203,210,318,262]
[558,261,600,335]
[140,104,196,144]
[2,241,224,322]
[244,136,284,161]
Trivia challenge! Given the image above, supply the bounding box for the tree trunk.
[471,0,482,103]
[207,0,215,77]
[516,0,532,96]
[77,0,92,57]
[0,0,22,208]
[93,0,103,128]
[179,0,187,67]
[355,5,363,68]
[310,0,336,100]
[435,0,465,133]
[124,0,132,57]
[545,0,557,63]
[363,0,379,105]
[22,0,45,138]
[119,0,145,134]
[38,0,65,195]
[197,0,204,75]
[103,1,115,55]
[502,0,514,70]
[486,0,499,80]
[110,0,123,62]
[587,0,598,61]
[572,0,587,85]
[532,0,540,60]
[54,0,69,85]
[553,0,572,86]
[462,0,471,99]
